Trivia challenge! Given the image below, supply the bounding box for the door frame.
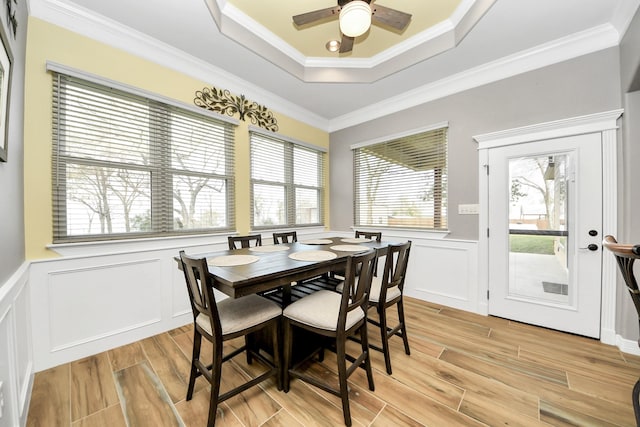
[474,109,623,345]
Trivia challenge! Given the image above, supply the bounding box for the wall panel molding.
[0,262,33,427]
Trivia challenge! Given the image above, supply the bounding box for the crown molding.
[328,23,620,132]
[611,0,640,40]
[206,0,496,83]
[28,0,629,135]
[473,109,623,149]
[29,0,329,131]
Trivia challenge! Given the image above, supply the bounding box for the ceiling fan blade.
[371,4,412,31]
[293,6,341,26]
[339,34,354,53]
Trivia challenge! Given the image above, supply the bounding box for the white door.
[487,133,602,338]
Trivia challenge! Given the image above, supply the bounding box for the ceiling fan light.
[339,1,371,37]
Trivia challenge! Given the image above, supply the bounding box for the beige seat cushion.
[196,294,281,336]
[283,290,364,331]
[337,276,401,304]
[369,276,401,303]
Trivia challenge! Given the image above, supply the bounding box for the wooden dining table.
[183,236,395,302]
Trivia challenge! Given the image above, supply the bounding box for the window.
[250,129,325,228]
[51,73,236,242]
[353,125,448,230]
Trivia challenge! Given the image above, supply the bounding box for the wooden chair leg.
[336,337,352,427]
[207,347,223,427]
[283,318,292,393]
[360,324,375,391]
[633,378,640,427]
[272,320,282,391]
[245,333,254,364]
[187,329,202,400]
[397,299,411,355]
[378,305,393,375]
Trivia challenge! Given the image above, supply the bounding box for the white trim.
[249,125,327,153]
[46,61,240,126]
[30,0,624,132]
[611,0,640,40]
[46,233,230,258]
[206,0,495,83]
[329,25,620,132]
[475,109,623,346]
[616,334,640,356]
[349,121,449,150]
[30,0,329,131]
[600,126,619,345]
[473,109,624,148]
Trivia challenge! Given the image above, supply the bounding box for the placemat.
[330,244,369,252]
[288,250,337,261]
[300,239,333,245]
[249,245,290,252]
[208,255,260,267]
[341,237,372,243]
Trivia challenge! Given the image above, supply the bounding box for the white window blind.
[52,73,236,242]
[353,126,448,230]
[250,130,325,228]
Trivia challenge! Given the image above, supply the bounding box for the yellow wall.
[23,18,330,260]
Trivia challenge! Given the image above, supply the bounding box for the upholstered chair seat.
[196,294,281,336]
[283,290,365,331]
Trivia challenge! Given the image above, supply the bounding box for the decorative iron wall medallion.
[194,86,278,132]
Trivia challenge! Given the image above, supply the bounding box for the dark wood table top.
[184,236,396,298]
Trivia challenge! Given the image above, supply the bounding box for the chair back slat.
[228,234,262,249]
[273,231,297,244]
[338,249,377,330]
[378,241,411,301]
[355,230,382,242]
[179,251,223,339]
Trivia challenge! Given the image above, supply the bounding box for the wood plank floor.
[26,297,640,426]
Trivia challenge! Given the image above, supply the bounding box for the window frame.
[351,123,449,231]
[49,63,238,243]
[249,127,326,230]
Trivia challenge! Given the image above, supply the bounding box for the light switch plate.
[458,204,479,215]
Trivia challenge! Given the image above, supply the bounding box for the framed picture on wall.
[0,16,11,162]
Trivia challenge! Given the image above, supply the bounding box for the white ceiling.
[29,0,639,131]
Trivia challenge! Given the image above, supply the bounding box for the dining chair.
[273,231,297,244]
[330,230,382,280]
[603,235,640,426]
[179,251,282,427]
[366,241,412,374]
[228,234,262,249]
[355,230,382,242]
[282,249,377,426]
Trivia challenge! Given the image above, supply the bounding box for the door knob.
[581,244,598,251]
[588,230,598,237]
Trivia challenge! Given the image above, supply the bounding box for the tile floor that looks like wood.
[26,297,640,426]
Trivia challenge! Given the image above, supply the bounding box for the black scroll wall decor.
[194,86,278,132]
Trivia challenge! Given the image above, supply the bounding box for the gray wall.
[330,47,622,241]
[0,3,27,286]
[617,8,640,340]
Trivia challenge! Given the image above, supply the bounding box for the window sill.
[350,227,449,240]
[47,233,230,258]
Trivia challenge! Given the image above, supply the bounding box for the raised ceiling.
[30,0,639,130]
[206,0,495,82]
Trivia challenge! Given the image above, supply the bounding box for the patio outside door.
[487,133,602,338]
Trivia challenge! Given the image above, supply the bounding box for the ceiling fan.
[292,0,412,53]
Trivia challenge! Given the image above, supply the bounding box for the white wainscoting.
[28,230,330,371]
[0,262,33,427]
[29,236,231,372]
[28,231,481,372]
[402,238,480,313]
